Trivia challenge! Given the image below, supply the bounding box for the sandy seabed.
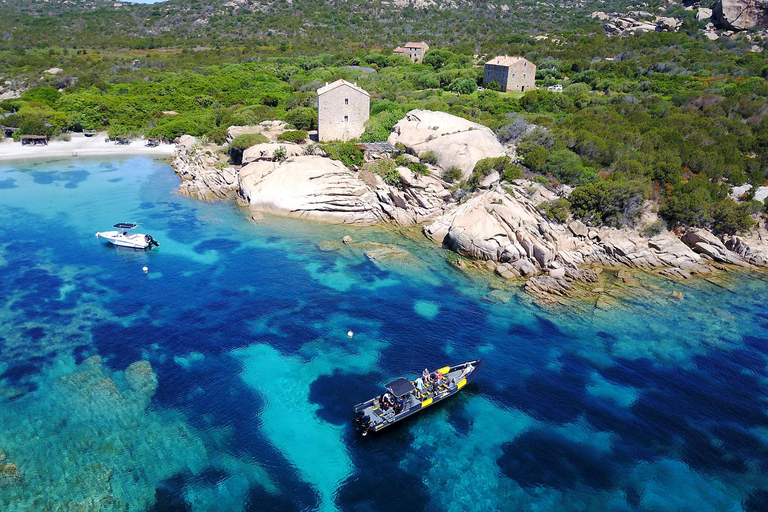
[0,132,176,163]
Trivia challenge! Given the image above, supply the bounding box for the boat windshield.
[113,223,138,229]
[386,378,415,397]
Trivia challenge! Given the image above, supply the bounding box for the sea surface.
[0,157,767,512]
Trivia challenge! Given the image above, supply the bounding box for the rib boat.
[353,359,483,436]
[95,223,159,249]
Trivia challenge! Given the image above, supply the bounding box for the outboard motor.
[354,411,372,436]
[145,235,160,247]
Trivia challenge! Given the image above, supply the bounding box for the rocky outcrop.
[238,155,387,225]
[372,166,451,224]
[592,11,681,35]
[227,121,289,143]
[681,228,750,266]
[388,110,507,179]
[713,0,768,30]
[724,234,768,265]
[172,135,238,201]
[242,143,304,164]
[423,184,743,287]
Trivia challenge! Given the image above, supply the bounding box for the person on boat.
[433,371,444,390]
[395,396,404,413]
[422,368,431,384]
[415,377,425,396]
[460,363,475,379]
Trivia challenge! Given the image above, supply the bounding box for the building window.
[345,98,349,105]
[523,74,526,79]
[512,73,515,78]
[524,62,527,67]
[344,115,349,122]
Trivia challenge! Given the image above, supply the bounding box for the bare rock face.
[713,0,768,30]
[172,135,238,201]
[681,228,749,265]
[724,234,768,265]
[242,143,304,164]
[227,121,289,143]
[373,167,451,224]
[423,188,567,274]
[238,155,386,225]
[388,110,507,179]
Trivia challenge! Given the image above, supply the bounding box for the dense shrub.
[420,150,438,165]
[659,174,728,227]
[443,166,463,183]
[365,159,402,188]
[712,198,755,234]
[538,198,571,223]
[322,141,364,168]
[284,107,317,131]
[569,180,648,227]
[230,133,269,150]
[408,162,429,175]
[277,130,307,143]
[229,132,269,164]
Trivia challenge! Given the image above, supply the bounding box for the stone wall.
[483,60,536,93]
[318,83,370,142]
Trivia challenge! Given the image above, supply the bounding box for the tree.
[569,180,648,227]
[284,107,317,131]
[447,78,477,95]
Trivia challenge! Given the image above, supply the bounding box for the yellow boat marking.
[421,398,433,408]
[457,378,467,389]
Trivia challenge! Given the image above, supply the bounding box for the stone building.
[403,41,429,64]
[317,79,370,142]
[483,56,536,93]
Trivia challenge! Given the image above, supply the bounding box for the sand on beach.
[0,132,176,163]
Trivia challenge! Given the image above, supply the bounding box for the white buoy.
[142,266,149,273]
[347,330,354,338]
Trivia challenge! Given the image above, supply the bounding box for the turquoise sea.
[0,156,767,511]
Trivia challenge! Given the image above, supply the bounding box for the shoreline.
[0,132,176,163]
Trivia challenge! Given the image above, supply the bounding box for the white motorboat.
[95,223,159,249]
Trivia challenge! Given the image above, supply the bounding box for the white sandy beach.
[0,132,176,163]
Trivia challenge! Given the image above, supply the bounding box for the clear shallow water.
[0,157,767,511]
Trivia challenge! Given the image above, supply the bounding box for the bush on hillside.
[277,130,307,143]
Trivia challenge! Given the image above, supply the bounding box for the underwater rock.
[124,360,158,400]
[0,462,19,479]
[361,242,413,266]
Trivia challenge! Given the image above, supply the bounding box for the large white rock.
[238,155,386,225]
[697,7,713,21]
[388,110,507,180]
[713,0,768,30]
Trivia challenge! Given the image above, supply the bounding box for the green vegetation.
[229,132,269,164]
[277,130,308,143]
[538,198,571,223]
[321,142,364,169]
[569,180,648,227]
[365,158,402,188]
[0,0,765,234]
[463,156,522,191]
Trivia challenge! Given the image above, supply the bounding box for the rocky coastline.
[171,111,768,300]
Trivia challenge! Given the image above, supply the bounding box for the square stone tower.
[317,79,371,142]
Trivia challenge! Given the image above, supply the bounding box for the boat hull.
[353,359,483,435]
[95,230,156,249]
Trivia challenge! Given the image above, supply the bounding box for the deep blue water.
[0,157,767,511]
